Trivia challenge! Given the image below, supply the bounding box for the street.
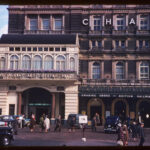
[10,126,150,146]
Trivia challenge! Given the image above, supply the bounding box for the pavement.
[10,125,150,147]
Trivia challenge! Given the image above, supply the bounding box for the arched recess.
[136,99,150,120]
[111,99,129,117]
[87,98,105,125]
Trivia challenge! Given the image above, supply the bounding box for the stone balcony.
[0,70,77,81]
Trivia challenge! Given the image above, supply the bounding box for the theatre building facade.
[0,5,150,126]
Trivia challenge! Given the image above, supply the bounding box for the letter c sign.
[82,19,89,25]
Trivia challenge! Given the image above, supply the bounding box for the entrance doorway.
[22,87,52,122]
[139,101,150,127]
[90,106,102,119]
[114,101,126,123]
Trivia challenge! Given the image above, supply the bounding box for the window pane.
[42,19,49,30]
[33,56,42,70]
[44,56,53,70]
[22,55,31,70]
[30,19,37,30]
[54,17,62,30]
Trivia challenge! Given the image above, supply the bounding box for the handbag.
[117,140,123,146]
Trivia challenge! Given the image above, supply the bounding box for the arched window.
[22,55,31,70]
[0,57,5,70]
[92,62,100,79]
[70,57,75,71]
[33,55,42,70]
[44,56,53,70]
[56,56,65,70]
[140,62,149,79]
[116,62,124,80]
[10,55,19,70]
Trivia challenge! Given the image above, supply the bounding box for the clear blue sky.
[0,5,8,37]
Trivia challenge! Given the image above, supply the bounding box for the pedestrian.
[138,122,145,146]
[91,116,96,132]
[39,114,45,132]
[70,116,76,132]
[29,114,36,132]
[95,113,100,126]
[54,115,61,132]
[122,124,129,146]
[117,123,124,146]
[131,121,137,141]
[44,115,50,133]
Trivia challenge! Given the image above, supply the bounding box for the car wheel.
[2,136,10,146]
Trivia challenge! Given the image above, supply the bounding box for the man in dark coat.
[54,115,61,132]
[139,122,145,146]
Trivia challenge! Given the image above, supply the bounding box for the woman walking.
[44,115,50,133]
[29,114,36,132]
[122,124,129,146]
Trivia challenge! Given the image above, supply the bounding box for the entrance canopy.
[79,86,150,98]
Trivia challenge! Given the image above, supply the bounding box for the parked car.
[67,114,88,129]
[104,116,120,133]
[0,115,18,135]
[13,115,30,127]
[0,127,14,146]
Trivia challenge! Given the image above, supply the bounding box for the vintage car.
[104,116,120,133]
[0,127,14,146]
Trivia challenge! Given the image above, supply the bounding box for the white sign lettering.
[79,115,88,124]
[82,19,89,25]
[129,18,136,25]
[106,19,111,25]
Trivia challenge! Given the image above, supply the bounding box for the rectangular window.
[116,16,125,30]
[15,47,20,51]
[62,48,66,51]
[42,19,50,30]
[140,15,148,30]
[49,48,54,51]
[27,47,31,51]
[98,41,102,48]
[121,40,125,48]
[9,47,14,51]
[38,47,42,51]
[44,47,48,51]
[115,40,119,48]
[30,19,38,30]
[145,40,149,48]
[22,47,26,51]
[92,41,96,48]
[93,16,102,31]
[139,40,143,48]
[0,108,2,115]
[9,104,15,115]
[55,48,60,51]
[54,17,62,30]
[33,47,37,51]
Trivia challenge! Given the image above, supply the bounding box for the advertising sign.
[79,115,88,124]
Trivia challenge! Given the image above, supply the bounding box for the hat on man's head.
[118,123,122,127]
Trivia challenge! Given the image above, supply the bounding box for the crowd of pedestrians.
[17,112,146,146]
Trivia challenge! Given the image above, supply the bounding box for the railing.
[24,29,65,34]
[79,78,150,86]
[0,70,77,80]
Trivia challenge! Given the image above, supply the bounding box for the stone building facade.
[0,5,150,126]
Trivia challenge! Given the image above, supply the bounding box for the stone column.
[65,85,78,120]
[136,61,140,80]
[112,61,116,80]
[18,92,22,115]
[125,61,128,79]
[101,61,104,79]
[51,93,55,119]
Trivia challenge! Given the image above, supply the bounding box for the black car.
[0,115,18,135]
[104,116,120,133]
[0,127,14,146]
[67,114,88,129]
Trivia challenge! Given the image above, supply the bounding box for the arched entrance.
[22,87,52,122]
[112,99,129,123]
[138,100,150,127]
[87,98,105,125]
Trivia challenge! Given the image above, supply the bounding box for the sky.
[0,5,8,38]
